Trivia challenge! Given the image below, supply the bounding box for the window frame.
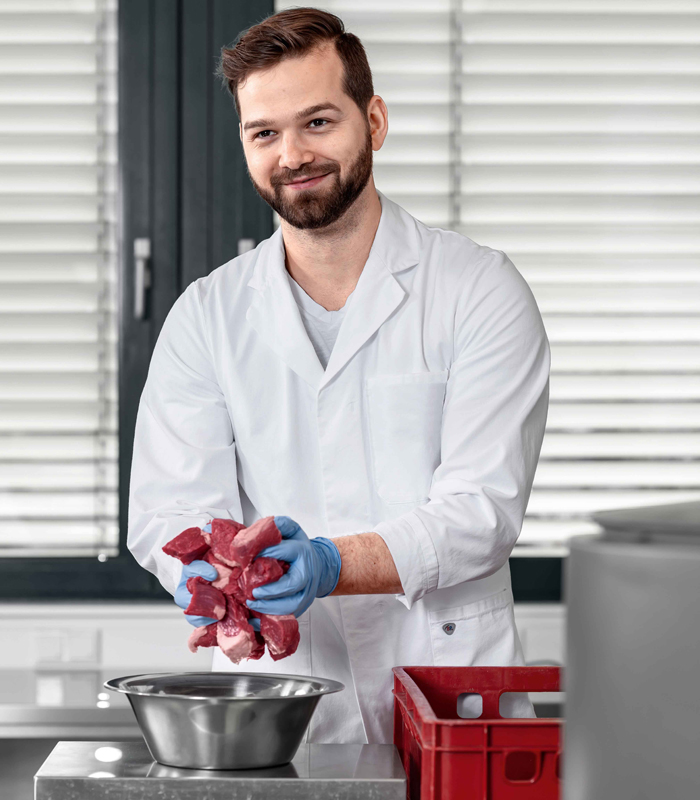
[0,0,274,600]
[0,0,562,603]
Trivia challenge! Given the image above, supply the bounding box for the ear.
[367,95,388,152]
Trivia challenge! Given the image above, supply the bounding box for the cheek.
[332,133,357,159]
[245,146,273,179]
[329,131,367,166]
[309,144,351,176]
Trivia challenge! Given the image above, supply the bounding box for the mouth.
[284,173,330,190]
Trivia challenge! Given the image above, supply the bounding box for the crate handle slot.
[504,750,542,783]
[456,692,483,719]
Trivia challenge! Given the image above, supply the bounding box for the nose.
[277,131,314,172]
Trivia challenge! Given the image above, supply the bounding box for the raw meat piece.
[163,522,300,664]
[188,623,218,653]
[248,609,270,661]
[238,557,284,601]
[203,550,227,569]
[204,551,234,591]
[225,568,247,604]
[209,518,246,566]
[229,516,281,570]
[161,527,209,564]
[260,614,300,661]
[213,517,246,538]
[184,576,226,621]
[248,630,266,661]
[205,550,245,599]
[185,575,205,593]
[216,595,259,664]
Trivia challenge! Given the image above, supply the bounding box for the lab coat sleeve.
[374,249,551,609]
[127,281,244,596]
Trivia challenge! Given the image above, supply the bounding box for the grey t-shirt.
[286,272,355,370]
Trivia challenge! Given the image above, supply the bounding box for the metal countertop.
[35,740,406,800]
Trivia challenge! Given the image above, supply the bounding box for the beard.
[249,129,374,230]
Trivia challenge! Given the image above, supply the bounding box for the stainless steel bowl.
[104,671,344,770]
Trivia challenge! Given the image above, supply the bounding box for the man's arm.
[252,250,548,615]
[372,248,550,610]
[330,532,403,595]
[128,281,244,595]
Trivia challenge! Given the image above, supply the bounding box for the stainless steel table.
[35,740,407,799]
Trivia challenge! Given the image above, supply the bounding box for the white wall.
[0,603,213,672]
[0,602,564,672]
[514,604,566,667]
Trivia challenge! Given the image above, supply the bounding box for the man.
[128,8,550,744]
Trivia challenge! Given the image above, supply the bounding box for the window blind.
[276,0,700,554]
[0,0,118,557]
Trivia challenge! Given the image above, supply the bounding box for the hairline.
[234,41,369,121]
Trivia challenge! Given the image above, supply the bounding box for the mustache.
[270,163,340,188]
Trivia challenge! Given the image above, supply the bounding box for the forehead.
[238,44,349,123]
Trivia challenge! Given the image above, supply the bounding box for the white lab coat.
[128,191,551,744]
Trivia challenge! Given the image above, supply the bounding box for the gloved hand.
[174,558,219,628]
[245,516,341,618]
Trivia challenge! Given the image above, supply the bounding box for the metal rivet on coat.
[442,622,456,636]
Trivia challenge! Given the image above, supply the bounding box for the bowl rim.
[104,671,345,701]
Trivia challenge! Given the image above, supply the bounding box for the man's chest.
[211,299,453,509]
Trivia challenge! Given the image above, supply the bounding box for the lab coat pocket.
[428,590,535,719]
[428,589,519,667]
[366,370,448,504]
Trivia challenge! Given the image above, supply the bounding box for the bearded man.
[128,7,551,743]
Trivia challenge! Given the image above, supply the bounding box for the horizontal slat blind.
[0,0,119,557]
[455,2,700,552]
[277,0,700,553]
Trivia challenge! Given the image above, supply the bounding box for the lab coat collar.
[245,191,420,392]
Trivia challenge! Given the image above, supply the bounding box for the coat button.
[442,622,456,636]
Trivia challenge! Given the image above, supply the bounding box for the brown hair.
[216,8,374,119]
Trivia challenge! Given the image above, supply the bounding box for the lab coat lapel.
[246,228,326,391]
[246,193,420,392]
[319,193,420,390]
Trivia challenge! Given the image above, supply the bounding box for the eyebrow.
[243,102,343,133]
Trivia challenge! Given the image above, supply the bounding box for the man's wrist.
[328,532,404,596]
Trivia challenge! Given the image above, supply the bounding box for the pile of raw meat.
[162,516,300,664]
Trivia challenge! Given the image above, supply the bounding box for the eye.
[254,130,275,140]
[308,118,328,129]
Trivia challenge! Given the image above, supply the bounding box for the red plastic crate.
[393,666,562,800]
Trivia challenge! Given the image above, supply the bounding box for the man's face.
[238,45,377,230]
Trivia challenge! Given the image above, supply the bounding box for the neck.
[280,181,382,311]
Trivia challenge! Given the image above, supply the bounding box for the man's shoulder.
[195,242,267,297]
[381,193,506,284]
[412,213,513,286]
[183,232,281,322]
[404,212,536,322]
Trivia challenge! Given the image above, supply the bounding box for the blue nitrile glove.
[175,559,219,628]
[245,516,341,618]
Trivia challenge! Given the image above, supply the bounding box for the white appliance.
[565,499,700,800]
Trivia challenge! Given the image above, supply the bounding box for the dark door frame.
[0,0,273,599]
